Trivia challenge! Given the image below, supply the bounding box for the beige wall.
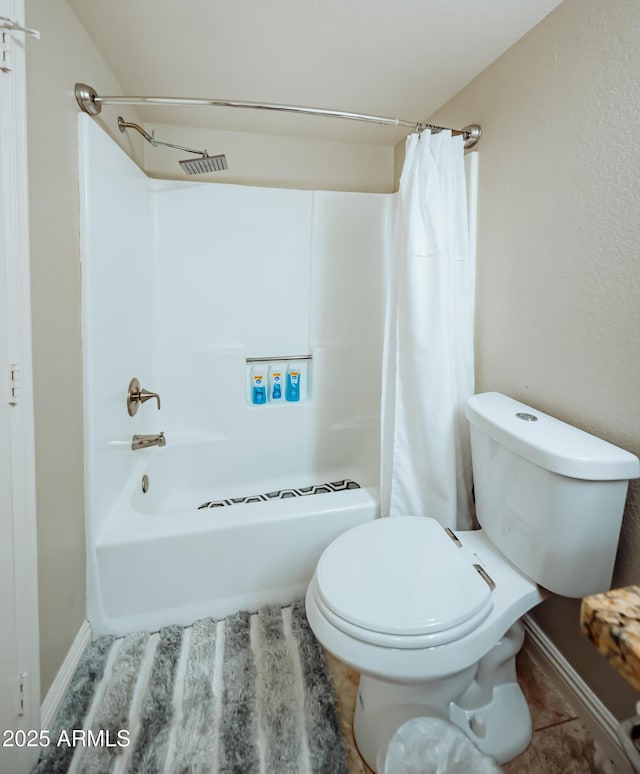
[25,0,145,697]
[142,122,394,192]
[427,0,640,718]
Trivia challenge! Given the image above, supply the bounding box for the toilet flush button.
[515,412,538,422]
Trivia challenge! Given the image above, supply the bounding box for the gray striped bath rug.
[33,601,348,774]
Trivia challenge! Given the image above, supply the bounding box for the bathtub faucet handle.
[127,377,161,416]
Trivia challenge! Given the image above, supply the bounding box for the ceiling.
[67,0,564,146]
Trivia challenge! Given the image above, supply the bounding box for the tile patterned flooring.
[326,645,611,773]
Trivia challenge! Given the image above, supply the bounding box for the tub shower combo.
[80,117,387,635]
[77,87,478,636]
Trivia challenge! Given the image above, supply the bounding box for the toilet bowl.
[306,392,640,771]
[305,517,544,766]
[306,517,543,683]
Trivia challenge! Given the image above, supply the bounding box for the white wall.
[426,0,640,718]
[150,182,389,490]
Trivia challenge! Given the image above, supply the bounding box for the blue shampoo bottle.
[269,366,283,401]
[251,368,267,405]
[285,365,300,402]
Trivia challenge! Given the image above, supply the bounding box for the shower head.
[117,115,228,175]
[179,154,228,175]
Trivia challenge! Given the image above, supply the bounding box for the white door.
[0,1,41,772]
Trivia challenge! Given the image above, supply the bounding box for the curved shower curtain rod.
[74,83,482,149]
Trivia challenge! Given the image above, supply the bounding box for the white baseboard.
[40,620,92,729]
[523,615,634,773]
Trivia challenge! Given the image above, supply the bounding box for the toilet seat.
[313,517,494,649]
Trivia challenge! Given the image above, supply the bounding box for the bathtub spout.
[132,432,166,451]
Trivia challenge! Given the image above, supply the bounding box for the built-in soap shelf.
[246,355,312,406]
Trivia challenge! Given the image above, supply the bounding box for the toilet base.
[449,621,531,763]
[353,622,530,771]
[450,681,531,763]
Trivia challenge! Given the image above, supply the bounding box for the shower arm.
[117,116,209,157]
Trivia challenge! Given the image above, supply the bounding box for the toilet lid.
[315,517,493,639]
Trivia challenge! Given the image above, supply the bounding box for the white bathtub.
[90,440,379,635]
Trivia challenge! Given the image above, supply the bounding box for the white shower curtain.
[381,130,475,530]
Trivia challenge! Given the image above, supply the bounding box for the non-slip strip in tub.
[197,478,361,510]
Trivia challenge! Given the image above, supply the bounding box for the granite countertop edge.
[580,585,640,692]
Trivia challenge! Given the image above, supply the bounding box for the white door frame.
[0,0,41,770]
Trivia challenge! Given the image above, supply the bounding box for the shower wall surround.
[149,168,389,489]
[79,115,389,619]
[78,115,153,551]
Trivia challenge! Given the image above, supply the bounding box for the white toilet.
[306,392,640,770]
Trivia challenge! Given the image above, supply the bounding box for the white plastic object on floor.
[379,716,503,774]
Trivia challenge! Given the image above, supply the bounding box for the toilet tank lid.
[466,393,640,481]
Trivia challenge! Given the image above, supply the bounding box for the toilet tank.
[466,393,640,598]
